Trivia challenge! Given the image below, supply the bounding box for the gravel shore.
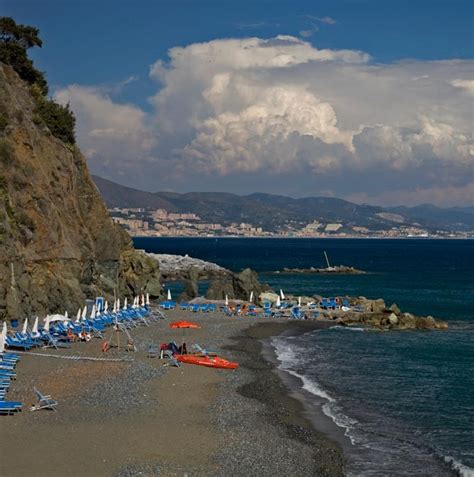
[0,310,345,476]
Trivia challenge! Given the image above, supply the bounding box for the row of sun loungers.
[0,352,22,415]
[3,300,164,353]
[159,296,360,320]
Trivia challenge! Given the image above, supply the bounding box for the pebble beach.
[0,310,345,477]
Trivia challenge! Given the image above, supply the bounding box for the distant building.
[325,223,343,232]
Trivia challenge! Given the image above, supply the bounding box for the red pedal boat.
[176,354,238,370]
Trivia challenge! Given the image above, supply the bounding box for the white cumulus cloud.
[57,35,474,205]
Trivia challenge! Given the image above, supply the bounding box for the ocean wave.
[444,456,474,477]
[330,325,366,332]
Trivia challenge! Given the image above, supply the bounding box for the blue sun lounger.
[0,401,22,415]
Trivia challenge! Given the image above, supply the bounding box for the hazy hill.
[92,175,474,232]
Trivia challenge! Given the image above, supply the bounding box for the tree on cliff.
[0,17,47,95]
[0,16,76,145]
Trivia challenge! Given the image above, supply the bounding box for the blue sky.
[3,0,474,205]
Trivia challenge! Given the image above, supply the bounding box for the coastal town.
[110,207,471,239]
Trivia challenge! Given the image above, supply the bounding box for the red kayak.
[176,354,238,370]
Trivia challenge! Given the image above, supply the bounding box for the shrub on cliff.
[34,97,76,145]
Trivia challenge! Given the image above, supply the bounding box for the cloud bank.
[55,35,474,206]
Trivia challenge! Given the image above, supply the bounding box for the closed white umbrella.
[123,297,128,310]
[90,305,96,320]
[76,309,81,323]
[167,289,172,301]
[44,316,50,332]
[280,289,285,300]
[298,297,302,307]
[0,330,5,354]
[82,305,87,320]
[64,311,68,320]
[32,317,39,334]
[146,293,150,306]
[104,301,109,312]
[2,321,7,339]
[22,318,28,335]
[276,296,281,307]
[249,291,254,303]
[225,294,229,306]
[117,298,121,312]
[112,300,117,313]
[141,294,145,307]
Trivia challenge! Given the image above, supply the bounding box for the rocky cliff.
[0,64,161,321]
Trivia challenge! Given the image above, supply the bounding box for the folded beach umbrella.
[280,289,285,300]
[32,317,39,334]
[90,305,96,320]
[123,298,128,310]
[0,330,5,353]
[2,321,7,339]
[65,311,68,320]
[82,305,87,321]
[225,294,229,306]
[22,318,28,335]
[76,309,81,323]
[104,301,109,312]
[112,300,117,314]
[44,316,50,332]
[117,298,121,311]
[167,289,172,301]
[298,297,302,307]
[141,294,145,307]
[249,291,254,303]
[276,296,281,307]
[146,293,150,306]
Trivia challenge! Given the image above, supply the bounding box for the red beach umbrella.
[169,320,201,347]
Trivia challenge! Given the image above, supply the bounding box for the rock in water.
[0,64,160,321]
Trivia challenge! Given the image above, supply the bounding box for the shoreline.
[224,320,346,476]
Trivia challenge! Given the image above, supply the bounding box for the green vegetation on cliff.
[0,17,75,144]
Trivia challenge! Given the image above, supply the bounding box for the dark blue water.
[134,238,474,476]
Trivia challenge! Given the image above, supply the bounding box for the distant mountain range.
[92,175,474,232]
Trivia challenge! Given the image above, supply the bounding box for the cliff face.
[0,64,160,321]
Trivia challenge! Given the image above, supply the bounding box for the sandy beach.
[0,310,345,476]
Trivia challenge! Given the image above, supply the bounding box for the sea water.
[134,237,474,476]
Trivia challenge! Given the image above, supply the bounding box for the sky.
[3,0,474,207]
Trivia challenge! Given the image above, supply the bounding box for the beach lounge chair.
[0,400,22,415]
[30,388,58,412]
[148,342,159,358]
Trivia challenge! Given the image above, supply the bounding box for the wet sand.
[0,310,345,476]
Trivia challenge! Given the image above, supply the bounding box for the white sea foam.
[322,402,359,446]
[330,325,366,332]
[444,456,474,477]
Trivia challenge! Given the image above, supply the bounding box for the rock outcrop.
[206,268,268,301]
[0,64,161,321]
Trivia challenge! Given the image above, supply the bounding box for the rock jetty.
[146,253,230,281]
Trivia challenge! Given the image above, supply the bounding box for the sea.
[134,237,474,476]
